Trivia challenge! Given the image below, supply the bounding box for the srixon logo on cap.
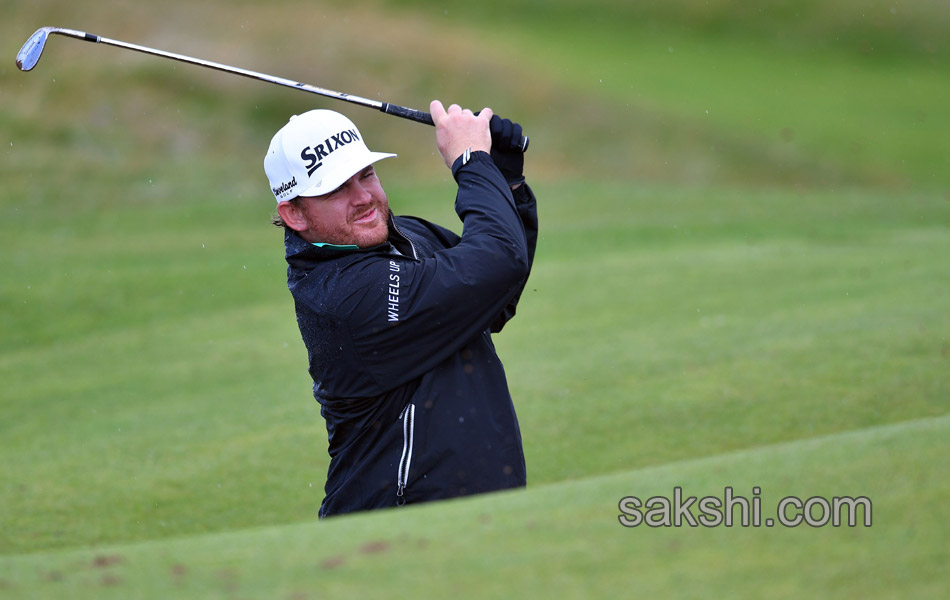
[300,128,361,176]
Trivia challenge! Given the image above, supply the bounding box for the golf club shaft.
[39,28,424,122]
[17,27,528,150]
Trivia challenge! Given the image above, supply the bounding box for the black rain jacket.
[283,152,538,517]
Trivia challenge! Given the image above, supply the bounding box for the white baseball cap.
[264,109,396,203]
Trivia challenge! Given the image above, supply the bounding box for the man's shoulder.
[392,214,433,233]
[393,214,460,250]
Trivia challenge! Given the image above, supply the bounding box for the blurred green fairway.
[1,0,948,597]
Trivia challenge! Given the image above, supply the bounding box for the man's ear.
[276,200,308,233]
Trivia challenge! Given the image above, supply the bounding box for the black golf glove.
[489,115,525,187]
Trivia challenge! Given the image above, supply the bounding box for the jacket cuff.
[451,150,493,181]
[511,181,532,204]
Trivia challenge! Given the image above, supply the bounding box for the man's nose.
[351,180,373,204]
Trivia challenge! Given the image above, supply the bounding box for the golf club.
[16,26,528,151]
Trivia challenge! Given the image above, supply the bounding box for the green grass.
[1,415,947,598]
[384,0,950,188]
[1,0,948,596]
[505,183,949,482]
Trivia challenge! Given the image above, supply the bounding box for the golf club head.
[16,27,52,71]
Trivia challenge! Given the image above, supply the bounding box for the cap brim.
[297,151,397,198]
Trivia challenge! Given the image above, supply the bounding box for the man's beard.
[317,201,389,248]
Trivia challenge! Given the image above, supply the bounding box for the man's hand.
[430,100,493,169]
[489,116,525,187]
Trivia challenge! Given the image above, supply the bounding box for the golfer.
[264,101,537,517]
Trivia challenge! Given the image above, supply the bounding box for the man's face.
[287,166,390,247]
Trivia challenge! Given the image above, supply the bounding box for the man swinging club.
[264,101,538,516]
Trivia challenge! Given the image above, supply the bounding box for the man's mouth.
[353,207,377,224]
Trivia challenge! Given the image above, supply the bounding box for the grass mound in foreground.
[1,414,946,598]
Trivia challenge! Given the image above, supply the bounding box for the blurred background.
[6,0,948,193]
[1,0,948,596]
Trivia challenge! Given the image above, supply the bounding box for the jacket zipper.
[396,403,416,506]
[389,218,418,260]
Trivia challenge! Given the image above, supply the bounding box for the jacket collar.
[284,210,412,269]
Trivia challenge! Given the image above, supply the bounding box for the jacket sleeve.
[490,182,538,333]
[341,151,531,392]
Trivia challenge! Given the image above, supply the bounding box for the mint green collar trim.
[312,242,359,250]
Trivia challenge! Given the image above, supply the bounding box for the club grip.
[381,103,434,126]
[381,103,529,152]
